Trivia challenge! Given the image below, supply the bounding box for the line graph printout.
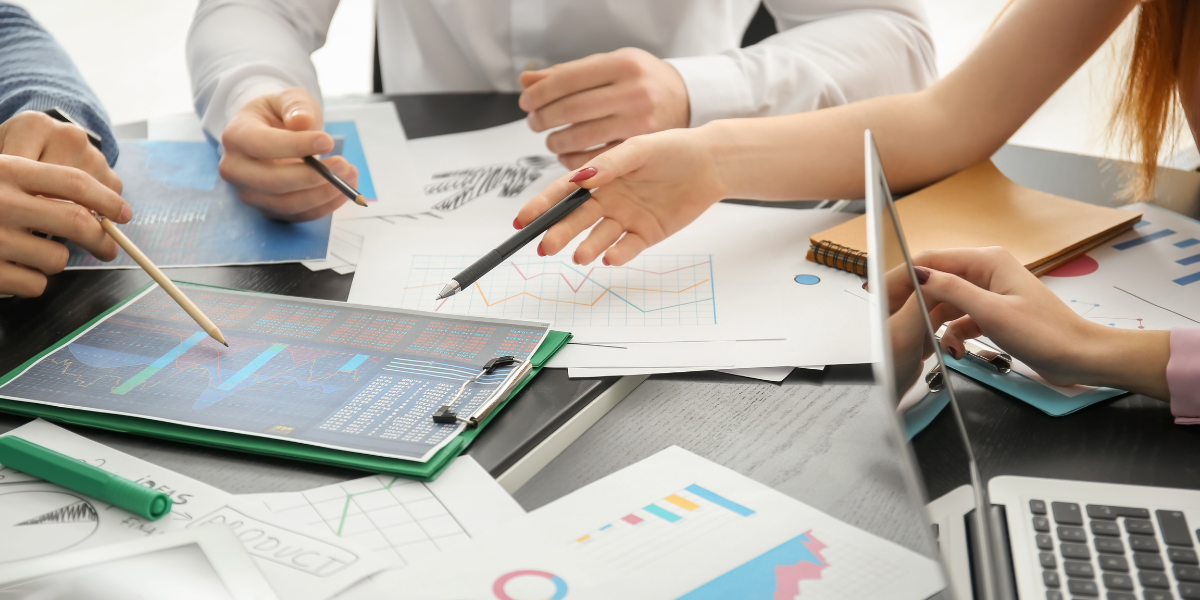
[0,285,549,463]
[401,254,717,328]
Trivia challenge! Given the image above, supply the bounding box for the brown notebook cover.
[806,161,1142,276]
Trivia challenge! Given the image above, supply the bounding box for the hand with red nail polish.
[519,47,689,170]
[514,126,726,268]
[219,87,351,222]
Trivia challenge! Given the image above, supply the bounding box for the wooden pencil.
[303,155,367,206]
[98,217,228,347]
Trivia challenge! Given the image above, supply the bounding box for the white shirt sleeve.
[187,0,340,139]
[666,0,937,127]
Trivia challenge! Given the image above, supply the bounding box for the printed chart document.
[240,456,525,568]
[0,420,388,600]
[343,446,944,599]
[0,284,550,463]
[350,204,870,367]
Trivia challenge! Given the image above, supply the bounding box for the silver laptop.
[864,130,1200,600]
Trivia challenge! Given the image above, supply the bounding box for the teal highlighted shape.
[338,354,370,372]
[217,343,288,391]
[793,274,821,285]
[686,484,755,516]
[324,121,375,200]
[643,504,681,523]
[677,532,825,599]
[112,331,208,395]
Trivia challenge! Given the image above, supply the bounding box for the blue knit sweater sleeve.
[0,4,117,166]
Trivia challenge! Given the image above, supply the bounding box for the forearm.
[0,4,117,165]
[187,0,335,138]
[1080,327,1171,401]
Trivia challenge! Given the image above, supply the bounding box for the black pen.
[436,185,595,300]
[304,155,367,207]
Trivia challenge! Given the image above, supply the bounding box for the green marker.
[0,436,172,521]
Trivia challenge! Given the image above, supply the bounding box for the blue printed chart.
[1041,204,1200,329]
[0,285,549,462]
[67,140,333,268]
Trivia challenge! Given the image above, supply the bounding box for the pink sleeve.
[1169,328,1200,424]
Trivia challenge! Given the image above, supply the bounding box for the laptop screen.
[863,130,1004,600]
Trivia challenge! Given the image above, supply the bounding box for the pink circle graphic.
[493,570,568,600]
[1045,255,1099,278]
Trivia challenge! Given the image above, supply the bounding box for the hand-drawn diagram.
[0,489,100,563]
[425,155,558,212]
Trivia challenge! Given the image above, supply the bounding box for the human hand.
[0,111,121,193]
[519,47,690,169]
[912,247,1171,399]
[882,265,966,394]
[514,127,724,266]
[0,154,131,297]
[220,87,358,221]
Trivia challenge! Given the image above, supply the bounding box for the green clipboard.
[0,281,572,481]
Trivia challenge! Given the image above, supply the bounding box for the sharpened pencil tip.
[355,195,367,207]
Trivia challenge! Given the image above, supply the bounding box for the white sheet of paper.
[239,456,523,570]
[715,366,797,382]
[0,420,389,600]
[147,113,207,141]
[545,340,736,369]
[345,446,944,600]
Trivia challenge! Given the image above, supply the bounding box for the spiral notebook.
[806,160,1142,275]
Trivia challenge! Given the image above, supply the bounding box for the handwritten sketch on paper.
[426,155,558,212]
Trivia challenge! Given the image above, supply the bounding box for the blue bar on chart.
[1113,229,1176,250]
[337,354,370,372]
[112,331,209,395]
[1176,238,1200,248]
[685,484,757,517]
[1177,254,1200,266]
[1175,272,1200,286]
[217,343,288,391]
[644,504,682,523]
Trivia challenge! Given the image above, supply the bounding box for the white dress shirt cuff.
[195,63,303,143]
[666,55,756,128]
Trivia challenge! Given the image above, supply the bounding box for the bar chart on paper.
[399,254,718,327]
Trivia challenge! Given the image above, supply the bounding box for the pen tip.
[355,195,367,207]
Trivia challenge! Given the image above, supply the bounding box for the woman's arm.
[520,0,1140,266]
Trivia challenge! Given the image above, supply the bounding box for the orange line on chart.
[466,279,710,309]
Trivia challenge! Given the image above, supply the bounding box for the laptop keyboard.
[1030,498,1198,599]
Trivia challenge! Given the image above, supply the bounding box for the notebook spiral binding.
[810,240,868,276]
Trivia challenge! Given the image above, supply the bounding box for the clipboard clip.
[432,356,525,428]
[934,325,1013,374]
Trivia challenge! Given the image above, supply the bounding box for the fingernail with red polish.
[948,347,959,360]
[602,257,610,266]
[569,167,597,183]
[513,217,522,230]
[914,267,931,284]
[537,243,546,257]
[861,281,869,291]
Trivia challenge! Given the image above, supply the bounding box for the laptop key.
[1087,505,1150,520]
[1045,592,1062,600]
[1144,591,1177,600]
[1060,526,1088,542]
[1131,537,1162,553]
[1127,519,1157,536]
[1136,552,1166,570]
[1036,533,1053,550]
[1092,520,1121,537]
[1031,499,1047,515]
[1067,579,1099,596]
[1044,570,1062,588]
[1099,555,1129,572]
[1172,548,1200,565]
[1140,571,1171,589]
[1065,560,1095,578]
[1040,552,1057,569]
[1181,583,1200,600]
[1095,538,1125,554]
[1104,593,1135,600]
[1033,516,1050,532]
[1176,565,1200,582]
[1062,542,1091,560]
[1157,511,1194,547]
[1101,573,1134,590]
[1054,502,1084,525]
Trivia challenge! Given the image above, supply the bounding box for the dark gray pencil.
[304,155,367,207]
